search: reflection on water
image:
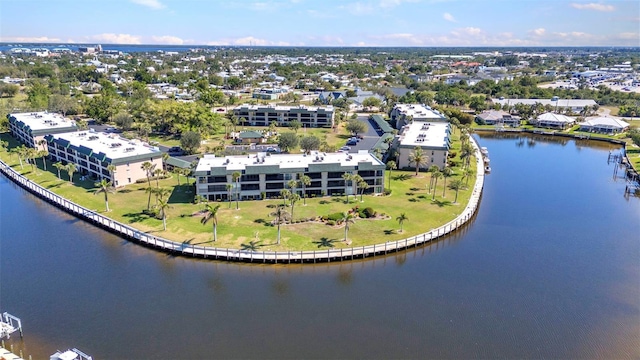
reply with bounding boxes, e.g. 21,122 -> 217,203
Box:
1,135 -> 639,359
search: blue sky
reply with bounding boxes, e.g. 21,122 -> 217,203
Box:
1,0 -> 638,46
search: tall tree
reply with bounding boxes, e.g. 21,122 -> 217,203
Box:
157,198 -> 171,231
449,179 -> 464,204
299,174 -> 311,205
66,163 -> 77,184
94,179 -> 116,212
141,161 -> 156,210
441,167 -> 453,197
342,173 -> 352,203
53,162 -> 64,179
431,170 -> 442,201
232,171 -> 241,210
226,183 -> 233,208
289,193 -> 300,221
201,203 -> 221,242
396,213 -> 408,233
408,146 -> 428,176
271,205 -> 290,245
386,160 -> 396,191
428,165 -> 440,193
342,212 -> 356,243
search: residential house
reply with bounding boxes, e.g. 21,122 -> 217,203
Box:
533,112 -> 576,129
475,110 -> 521,127
578,117 -> 630,134
233,104 -> 334,128
392,121 -> 451,171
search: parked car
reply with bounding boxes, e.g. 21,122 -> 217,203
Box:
346,139 -> 357,146
340,146 -> 351,152
168,146 -> 185,155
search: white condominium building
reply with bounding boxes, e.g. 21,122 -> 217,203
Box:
45,130 -> 163,187
194,150 -> 385,201
8,112 -> 78,148
233,104 -> 335,128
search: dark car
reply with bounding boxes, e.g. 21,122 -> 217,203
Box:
168,146 -> 185,155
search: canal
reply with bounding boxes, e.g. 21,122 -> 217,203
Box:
1,134 -> 639,359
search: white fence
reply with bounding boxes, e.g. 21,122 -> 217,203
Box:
0,138 -> 484,264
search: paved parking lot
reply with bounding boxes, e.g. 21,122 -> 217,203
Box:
346,116 -> 383,153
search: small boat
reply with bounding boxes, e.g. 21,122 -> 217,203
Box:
484,166 -> 491,173
484,157 -> 490,164
480,147 -> 489,155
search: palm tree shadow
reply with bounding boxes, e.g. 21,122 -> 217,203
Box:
432,199 -> 452,207
312,237 -> 336,248
394,174 -> 412,181
384,229 -> 395,235
240,240 -> 265,251
122,211 -> 150,223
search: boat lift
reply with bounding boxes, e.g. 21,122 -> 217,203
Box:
0,312 -> 23,339
50,348 -> 93,360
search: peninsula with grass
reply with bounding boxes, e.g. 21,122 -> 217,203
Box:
0,106 -> 480,253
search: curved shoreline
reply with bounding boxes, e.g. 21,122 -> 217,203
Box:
0,138 -> 485,264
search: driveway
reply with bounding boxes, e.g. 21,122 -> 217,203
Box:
347,115 -> 383,153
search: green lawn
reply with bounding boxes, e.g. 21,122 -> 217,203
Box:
0,131 -> 477,251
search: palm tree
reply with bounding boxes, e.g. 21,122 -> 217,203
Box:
408,146 -> 428,176
173,167 -> 182,186
141,161 -> 155,210
464,168 -> 474,186
279,188 -> 291,206
153,168 -> 163,188
53,162 -> 64,179
460,143 -> 473,169
66,163 -> 77,184
396,213 -> 408,233
26,148 -> 37,172
94,179 -> 116,212
201,203 -> 221,242
157,198 -> 171,231
107,164 -> 117,183
427,165 -> 439,193
342,212 -> 356,243
232,171 -> 241,210
358,179 -> 369,202
342,173 -> 352,203
226,183 -> 233,208
156,187 -> 172,204
299,174 -> 311,205
431,170 -> 442,201
0,140 -> 8,153
287,178 -> 298,196
37,149 -> 48,171
441,167 -> 453,197
10,146 -> 25,169
449,179 -> 464,204
271,205 -> 290,245
289,193 -> 300,221
386,160 -> 396,191
36,139 -> 47,152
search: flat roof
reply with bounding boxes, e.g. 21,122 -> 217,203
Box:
492,98 -> 598,107
393,104 -> 447,121
9,112 -> 77,133
49,130 -> 162,163
234,104 -> 334,112
397,121 -> 450,149
196,150 -> 383,173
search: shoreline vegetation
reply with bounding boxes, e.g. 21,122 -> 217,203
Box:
0,129 -> 480,252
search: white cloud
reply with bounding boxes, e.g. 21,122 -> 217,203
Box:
131,0 -> 165,9
151,35 -> 188,45
443,12 -> 456,22
530,28 -> 546,36
340,2 -> 375,15
570,2 -> 614,11
617,32 -> 640,40
0,36 -> 62,43
379,0 -> 419,8
206,36 -> 288,46
90,33 -> 142,44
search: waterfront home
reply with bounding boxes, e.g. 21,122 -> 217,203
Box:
7,112 -> 78,148
392,121 -> 451,170
194,150 -> 385,201
578,117 -> 630,134
533,112 -> 576,129
45,130 -> 163,187
475,110 -> 521,127
233,104 -> 334,128
492,98 -> 598,114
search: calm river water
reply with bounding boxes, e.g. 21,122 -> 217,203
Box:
1,134 -> 639,359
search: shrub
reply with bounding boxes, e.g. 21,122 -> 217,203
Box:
326,212 -> 343,222
326,220 -> 336,226
360,207 -> 376,218
384,189 -> 392,196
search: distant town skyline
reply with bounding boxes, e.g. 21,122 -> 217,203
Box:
1,0 -> 638,47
